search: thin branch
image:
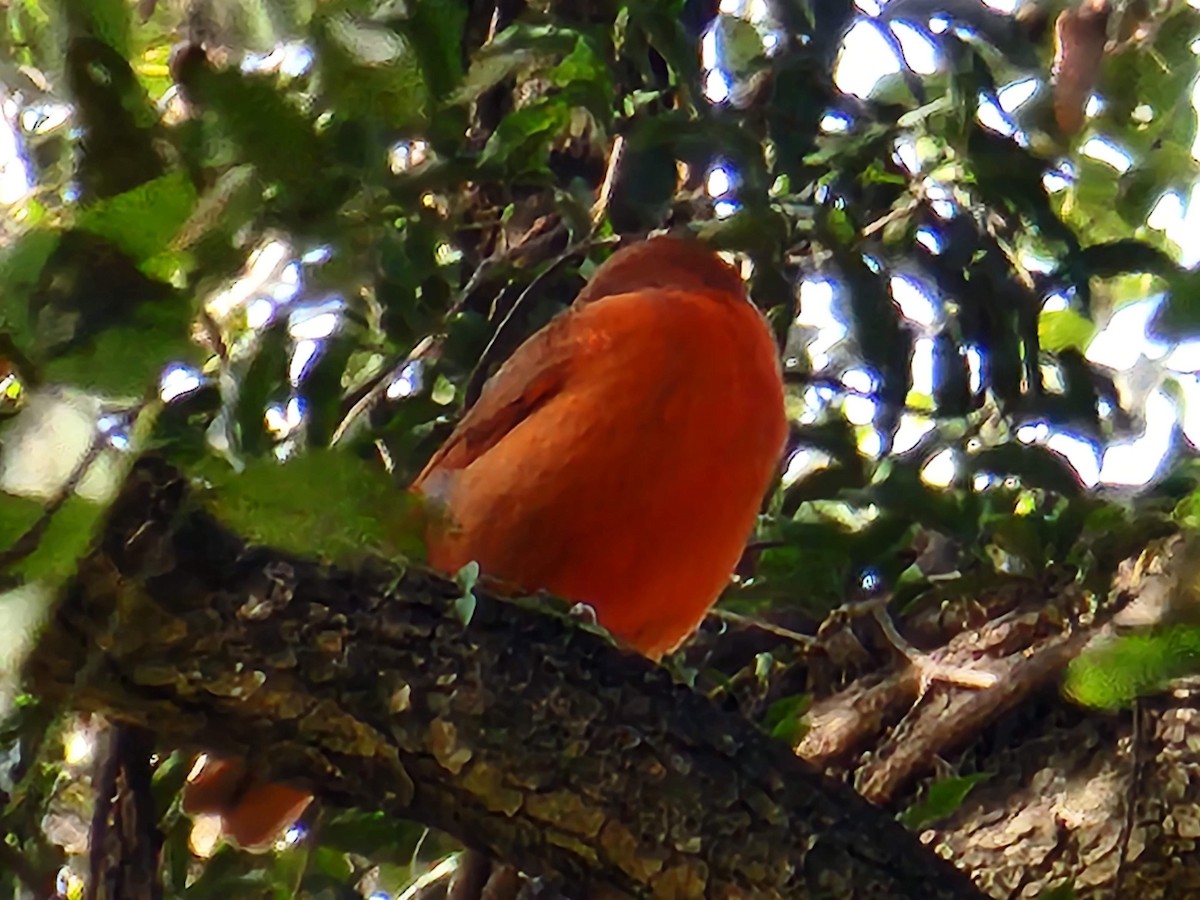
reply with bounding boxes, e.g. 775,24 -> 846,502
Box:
461,235 -> 617,411
860,195 -> 920,240
708,608 -> 816,648
590,134 -> 626,227
331,335 -> 437,447
331,220 -> 573,448
0,426 -> 107,573
856,614 -> 1101,804
400,856 -> 459,900
867,600 -> 1000,691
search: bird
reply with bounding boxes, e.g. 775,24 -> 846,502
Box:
182,234 -> 789,849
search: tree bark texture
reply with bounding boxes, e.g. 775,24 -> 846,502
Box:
86,724 -> 162,900
24,458 -> 985,900
923,681 -> 1200,899
787,535 -> 1200,899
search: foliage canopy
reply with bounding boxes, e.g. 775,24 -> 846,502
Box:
4,0 -> 1200,895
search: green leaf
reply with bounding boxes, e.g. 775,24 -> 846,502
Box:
313,13 -> 430,131
868,460 -> 981,539
64,0 -> 131,59
605,136 -> 681,233
548,36 -> 607,92
899,772 -> 989,830
987,514 -> 1044,569
764,693 -> 811,745
176,62 -> 327,195
447,23 -> 585,106
76,171 -> 198,267
0,229 -> 59,350
1064,625 -> 1200,709
706,14 -> 766,76
171,165 -> 260,253
205,451 -> 426,562
454,560 -> 479,625
447,49 -> 534,106
44,297 -> 198,397
160,809 -> 194,895
406,0 -> 468,101
1153,269 -> 1200,339
756,514 -> 914,615
311,846 -> 353,882
179,847 -> 275,899
1038,309 -> 1096,354
319,809 -> 426,860
968,128 -> 1077,251
626,2 -> 699,94
480,98 -> 573,173
0,493 -> 105,584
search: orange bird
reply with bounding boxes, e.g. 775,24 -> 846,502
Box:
183,235 -> 788,848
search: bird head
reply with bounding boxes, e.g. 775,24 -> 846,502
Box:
574,236 -> 748,305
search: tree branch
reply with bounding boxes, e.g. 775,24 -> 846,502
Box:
26,457 -> 985,899
86,724 -> 162,900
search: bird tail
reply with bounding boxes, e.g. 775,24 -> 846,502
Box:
183,755 -> 312,851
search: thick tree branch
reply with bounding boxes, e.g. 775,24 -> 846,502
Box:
26,458 -> 985,899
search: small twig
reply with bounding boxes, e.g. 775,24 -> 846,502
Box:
856,619 -> 1099,804
0,426 -> 108,573
486,3 -> 503,42
330,335 -> 437,447
989,228 -> 1037,293
342,128 -> 631,435
860,195 -> 921,239
867,600 -> 1000,691
461,237 -> 617,411
331,221 -> 571,448
708,609 -> 816,648
374,439 -> 396,475
196,307 -> 229,363
895,96 -> 955,129
823,594 -> 999,691
465,0 -> 523,148
590,134 -> 626,227
399,855 -> 459,900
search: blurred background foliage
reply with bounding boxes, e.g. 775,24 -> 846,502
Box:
5,0 -> 1200,895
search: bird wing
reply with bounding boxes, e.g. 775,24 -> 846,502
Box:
412,307 -> 592,485
417,237 -> 744,484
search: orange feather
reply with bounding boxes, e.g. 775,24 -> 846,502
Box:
185,235 -> 787,845
414,236 -> 786,657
